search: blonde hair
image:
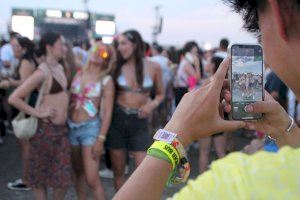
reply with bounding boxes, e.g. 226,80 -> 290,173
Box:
82,44 -> 116,81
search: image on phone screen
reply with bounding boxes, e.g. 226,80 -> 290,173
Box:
231,45 -> 263,120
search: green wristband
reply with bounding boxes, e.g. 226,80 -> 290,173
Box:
147,147 -> 178,187
147,148 -> 172,164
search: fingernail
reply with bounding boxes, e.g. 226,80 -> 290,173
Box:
244,105 -> 253,112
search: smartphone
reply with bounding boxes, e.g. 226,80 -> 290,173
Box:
230,44 -> 264,120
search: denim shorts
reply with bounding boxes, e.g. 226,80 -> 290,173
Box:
68,118 -> 101,146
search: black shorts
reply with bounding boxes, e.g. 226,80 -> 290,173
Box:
106,104 -> 152,152
212,132 -> 224,137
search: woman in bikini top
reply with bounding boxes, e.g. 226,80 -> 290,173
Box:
68,43 -> 116,199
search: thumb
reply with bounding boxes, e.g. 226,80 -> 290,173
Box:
211,58 -> 230,91
219,120 -> 246,133
245,101 -> 279,115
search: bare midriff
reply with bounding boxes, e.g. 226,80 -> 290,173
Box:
41,92 -> 69,125
70,98 -> 101,123
116,91 -> 151,109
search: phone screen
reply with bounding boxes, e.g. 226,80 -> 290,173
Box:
231,44 -> 263,120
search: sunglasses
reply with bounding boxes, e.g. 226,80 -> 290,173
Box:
92,46 -> 109,60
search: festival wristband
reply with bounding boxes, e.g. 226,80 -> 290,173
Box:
148,141 -> 180,169
171,138 -> 190,180
172,138 -> 187,159
154,129 -> 191,185
153,129 -> 186,159
147,148 -> 172,165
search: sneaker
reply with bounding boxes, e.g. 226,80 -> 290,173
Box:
99,169 -> 114,179
99,166 -> 130,179
7,179 -> 31,191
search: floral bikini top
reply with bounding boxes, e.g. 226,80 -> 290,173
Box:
71,73 -> 111,118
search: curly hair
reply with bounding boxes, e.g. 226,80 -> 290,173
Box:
222,0 -> 267,34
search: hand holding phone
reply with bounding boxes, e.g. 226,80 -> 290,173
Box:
230,44 -> 264,120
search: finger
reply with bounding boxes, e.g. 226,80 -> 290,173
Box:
211,58 -> 230,91
245,122 -> 257,131
224,103 -> 231,113
244,100 -> 280,114
221,99 -> 226,107
221,99 -> 231,113
219,119 -> 246,132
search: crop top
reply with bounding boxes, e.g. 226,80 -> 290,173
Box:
71,74 -> 111,118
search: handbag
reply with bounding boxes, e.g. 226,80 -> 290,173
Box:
12,79 -> 47,139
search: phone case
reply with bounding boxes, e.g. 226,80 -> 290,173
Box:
229,44 -> 264,121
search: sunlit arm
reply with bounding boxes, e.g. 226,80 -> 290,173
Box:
8,69 -> 45,117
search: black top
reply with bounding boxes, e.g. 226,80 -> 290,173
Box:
265,71 -> 288,107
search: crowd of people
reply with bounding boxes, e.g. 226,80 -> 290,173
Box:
232,72 -> 263,100
1,0 -> 300,198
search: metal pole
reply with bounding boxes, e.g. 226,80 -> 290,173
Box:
153,5 -> 161,44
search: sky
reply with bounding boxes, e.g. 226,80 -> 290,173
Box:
0,0 -> 257,48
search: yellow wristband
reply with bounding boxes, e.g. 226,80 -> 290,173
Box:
149,141 -> 180,169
